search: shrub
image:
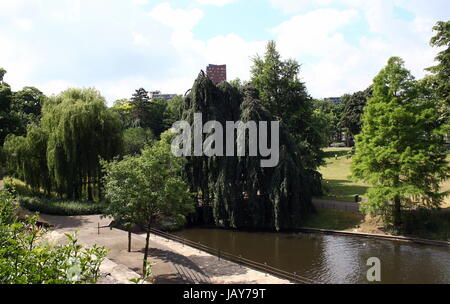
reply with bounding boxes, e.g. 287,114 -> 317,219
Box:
0,190 -> 107,283
402,208 -> 450,241
159,214 -> 187,232
18,196 -> 106,216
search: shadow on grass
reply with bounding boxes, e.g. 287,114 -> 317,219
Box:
320,179 -> 370,202
303,208 -> 364,231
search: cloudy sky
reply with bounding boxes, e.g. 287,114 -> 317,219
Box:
0,0 -> 448,104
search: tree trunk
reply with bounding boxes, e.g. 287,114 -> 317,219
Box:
142,221 -> 151,274
128,229 -> 132,252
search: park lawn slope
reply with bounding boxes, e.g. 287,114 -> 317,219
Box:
316,147 -> 370,202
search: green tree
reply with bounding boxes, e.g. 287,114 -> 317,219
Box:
42,88 -> 123,199
352,57 -> 449,229
0,67 -> 6,82
0,70 -> 46,144
146,98 -> 167,137
3,125 -> 51,194
111,98 -> 134,129
101,156 -> 142,252
128,89 -> 168,137
129,88 -> 150,128
312,98 -> 344,145
123,127 -> 154,156
425,20 -> 450,134
340,87 -> 372,146
251,41 -> 323,169
164,95 -> 184,127
0,68 -> 19,145
11,86 -> 46,128
183,74 -> 315,230
103,130 -> 194,273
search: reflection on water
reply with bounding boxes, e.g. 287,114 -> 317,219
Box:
173,228 -> 450,284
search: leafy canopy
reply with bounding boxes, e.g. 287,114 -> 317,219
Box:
352,57 -> 449,227
251,41 -> 324,169
0,190 -> 107,284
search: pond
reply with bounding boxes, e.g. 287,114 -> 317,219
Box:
173,228 -> 450,284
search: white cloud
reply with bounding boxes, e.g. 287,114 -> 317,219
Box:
38,80 -> 76,97
131,31 -> 150,46
268,1 -> 447,97
272,8 -> 358,57
14,18 -> 33,31
270,0 -> 334,14
196,0 -> 237,7
148,2 -> 203,31
0,0 -> 447,103
131,0 -> 148,5
148,2 -> 266,89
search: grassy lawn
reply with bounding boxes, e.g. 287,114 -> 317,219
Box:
17,196 -> 106,216
303,208 -> 364,231
316,147 -> 370,202
316,148 -> 450,208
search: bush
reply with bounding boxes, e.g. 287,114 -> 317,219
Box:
4,177 -> 37,196
159,214 -> 187,232
402,208 -> 450,241
0,190 -> 107,283
18,196 -> 106,216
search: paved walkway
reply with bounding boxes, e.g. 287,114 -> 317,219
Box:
40,214 -> 288,284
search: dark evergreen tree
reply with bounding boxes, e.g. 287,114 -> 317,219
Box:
183,72 -> 314,230
340,87 -> 372,146
251,41 -> 324,170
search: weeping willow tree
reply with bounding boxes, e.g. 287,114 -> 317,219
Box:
182,72 -> 314,230
39,88 -> 123,199
3,125 -> 51,195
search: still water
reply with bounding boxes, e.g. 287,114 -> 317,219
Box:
173,228 -> 450,284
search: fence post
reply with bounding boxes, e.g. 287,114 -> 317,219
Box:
218,249 -> 220,261
239,255 -> 242,268
264,262 -> 267,277
97,222 -> 100,235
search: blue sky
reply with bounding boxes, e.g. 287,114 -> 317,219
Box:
0,0 -> 448,104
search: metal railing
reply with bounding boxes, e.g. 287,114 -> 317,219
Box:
149,228 -> 321,284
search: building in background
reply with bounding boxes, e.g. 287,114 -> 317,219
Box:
149,90 -> 177,100
206,64 -> 227,84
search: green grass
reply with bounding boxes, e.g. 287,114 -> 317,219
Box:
4,177 -> 106,216
17,196 -> 106,216
316,150 -> 450,207
303,208 -> 364,231
316,147 -> 370,202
